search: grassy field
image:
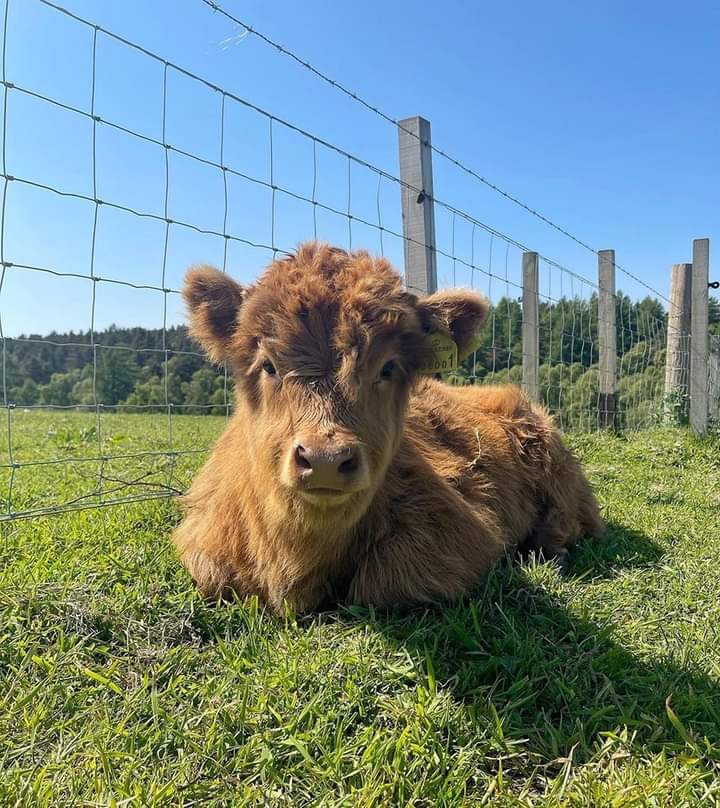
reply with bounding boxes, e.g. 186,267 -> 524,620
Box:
1,413 -> 720,806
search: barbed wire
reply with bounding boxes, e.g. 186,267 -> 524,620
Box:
198,0 -> 672,306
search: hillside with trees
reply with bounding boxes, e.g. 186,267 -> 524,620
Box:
6,294 -> 720,430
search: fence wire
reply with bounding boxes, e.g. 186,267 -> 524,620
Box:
202,0 -> 676,312
710,335 -> 720,428
0,0 -> 703,522
434,213 -> 686,433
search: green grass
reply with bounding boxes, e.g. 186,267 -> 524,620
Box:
2,414 -> 720,806
0,410 -> 223,517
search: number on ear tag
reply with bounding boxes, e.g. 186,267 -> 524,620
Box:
418,332 -> 459,375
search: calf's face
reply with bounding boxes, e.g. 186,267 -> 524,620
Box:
183,244 -> 487,529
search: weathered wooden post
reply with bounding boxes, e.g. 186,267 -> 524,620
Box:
690,238 -> 710,436
663,263 -> 692,422
521,251 -> 539,401
398,116 -> 437,297
598,249 -> 617,428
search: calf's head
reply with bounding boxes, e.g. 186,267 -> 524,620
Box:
183,243 -> 487,529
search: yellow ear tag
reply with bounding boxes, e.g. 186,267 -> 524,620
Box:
419,331 -> 459,375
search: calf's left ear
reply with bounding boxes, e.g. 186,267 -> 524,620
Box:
183,265 -> 245,364
415,289 -> 489,358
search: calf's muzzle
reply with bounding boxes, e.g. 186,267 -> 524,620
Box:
292,439 -> 366,493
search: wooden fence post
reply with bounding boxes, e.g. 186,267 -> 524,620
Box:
690,238 -> 710,436
398,116 -> 437,297
664,263 -> 692,422
598,249 -> 617,428
521,251 -> 539,401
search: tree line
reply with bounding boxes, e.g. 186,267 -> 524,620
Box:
6,294 -> 720,428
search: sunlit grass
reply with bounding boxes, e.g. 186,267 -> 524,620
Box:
1,418 -> 719,805
0,410 -> 225,517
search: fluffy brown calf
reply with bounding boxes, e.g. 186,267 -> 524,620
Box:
173,242 -> 603,612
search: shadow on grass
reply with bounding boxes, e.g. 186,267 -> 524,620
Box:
563,519 -> 665,581
188,518 -> 714,769
328,523 -> 718,767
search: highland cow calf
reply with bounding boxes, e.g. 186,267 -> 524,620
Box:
173,243 -> 603,612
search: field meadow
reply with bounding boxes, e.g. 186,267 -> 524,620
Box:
1,412 -> 720,806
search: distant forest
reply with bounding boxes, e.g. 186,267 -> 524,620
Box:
6,293 -> 720,429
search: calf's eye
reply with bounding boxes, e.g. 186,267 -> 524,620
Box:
262,359 -> 277,376
380,360 -> 395,380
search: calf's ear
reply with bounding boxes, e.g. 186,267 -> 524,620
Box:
183,265 -> 245,364
415,289 -> 489,359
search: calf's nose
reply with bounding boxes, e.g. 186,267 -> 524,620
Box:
294,442 -> 361,489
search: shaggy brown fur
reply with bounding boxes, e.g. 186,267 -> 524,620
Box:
173,242 -> 604,612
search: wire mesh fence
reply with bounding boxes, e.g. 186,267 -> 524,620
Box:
430,208 -> 685,433
0,0 -> 709,521
710,335 -> 720,428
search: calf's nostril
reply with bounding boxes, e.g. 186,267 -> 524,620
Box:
294,445 -> 312,471
338,454 -> 359,475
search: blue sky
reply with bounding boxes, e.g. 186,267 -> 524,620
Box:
2,0 -> 718,337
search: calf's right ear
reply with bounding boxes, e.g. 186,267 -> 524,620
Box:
183,265 -> 245,364
415,289 -> 489,359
